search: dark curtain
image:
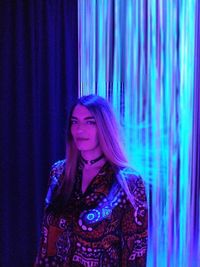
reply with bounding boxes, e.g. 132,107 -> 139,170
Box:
0,1 -> 78,266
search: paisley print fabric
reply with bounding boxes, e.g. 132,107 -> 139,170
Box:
35,160 -> 148,267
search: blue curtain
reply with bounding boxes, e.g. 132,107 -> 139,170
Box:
78,1 -> 200,266
0,1 -> 78,266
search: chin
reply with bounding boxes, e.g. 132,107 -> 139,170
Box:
76,145 -> 93,151
74,141 -> 99,152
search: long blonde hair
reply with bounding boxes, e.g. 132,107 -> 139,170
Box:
65,94 -> 129,199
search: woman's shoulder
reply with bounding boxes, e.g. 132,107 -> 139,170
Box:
48,159 -> 66,186
115,166 -> 147,213
116,166 -> 146,198
50,159 -> 66,173
51,159 -> 66,176
45,159 -> 66,206
117,165 -> 142,183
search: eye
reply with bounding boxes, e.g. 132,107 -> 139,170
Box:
86,120 -> 96,125
71,120 -> 77,124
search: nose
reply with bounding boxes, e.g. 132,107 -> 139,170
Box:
76,123 -> 85,133
77,127 -> 84,134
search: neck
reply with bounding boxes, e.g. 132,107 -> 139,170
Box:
80,150 -> 106,169
81,148 -> 102,161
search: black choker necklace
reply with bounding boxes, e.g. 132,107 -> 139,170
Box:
80,154 -> 104,165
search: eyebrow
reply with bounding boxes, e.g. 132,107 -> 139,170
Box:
71,116 -> 95,120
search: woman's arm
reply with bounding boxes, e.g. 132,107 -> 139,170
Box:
34,216 -> 49,266
34,160 -> 66,266
120,175 -> 148,267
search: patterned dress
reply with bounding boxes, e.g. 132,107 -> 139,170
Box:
35,160 -> 148,267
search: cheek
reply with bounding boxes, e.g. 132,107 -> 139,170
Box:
92,129 -> 99,143
70,126 -> 75,137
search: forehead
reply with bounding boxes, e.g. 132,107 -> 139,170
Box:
72,104 -> 93,119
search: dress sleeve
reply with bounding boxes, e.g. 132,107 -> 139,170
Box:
34,213 -> 48,266
45,159 -> 66,207
120,174 -> 148,267
34,160 -> 66,266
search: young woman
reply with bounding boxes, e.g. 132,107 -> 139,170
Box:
35,94 -> 148,267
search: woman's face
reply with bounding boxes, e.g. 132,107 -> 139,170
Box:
70,104 -> 100,153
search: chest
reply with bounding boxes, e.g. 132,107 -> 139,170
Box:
81,167 -> 101,194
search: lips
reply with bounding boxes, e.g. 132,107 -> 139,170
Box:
76,138 -> 89,141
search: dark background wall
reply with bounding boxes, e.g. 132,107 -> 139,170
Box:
0,1 -> 78,266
